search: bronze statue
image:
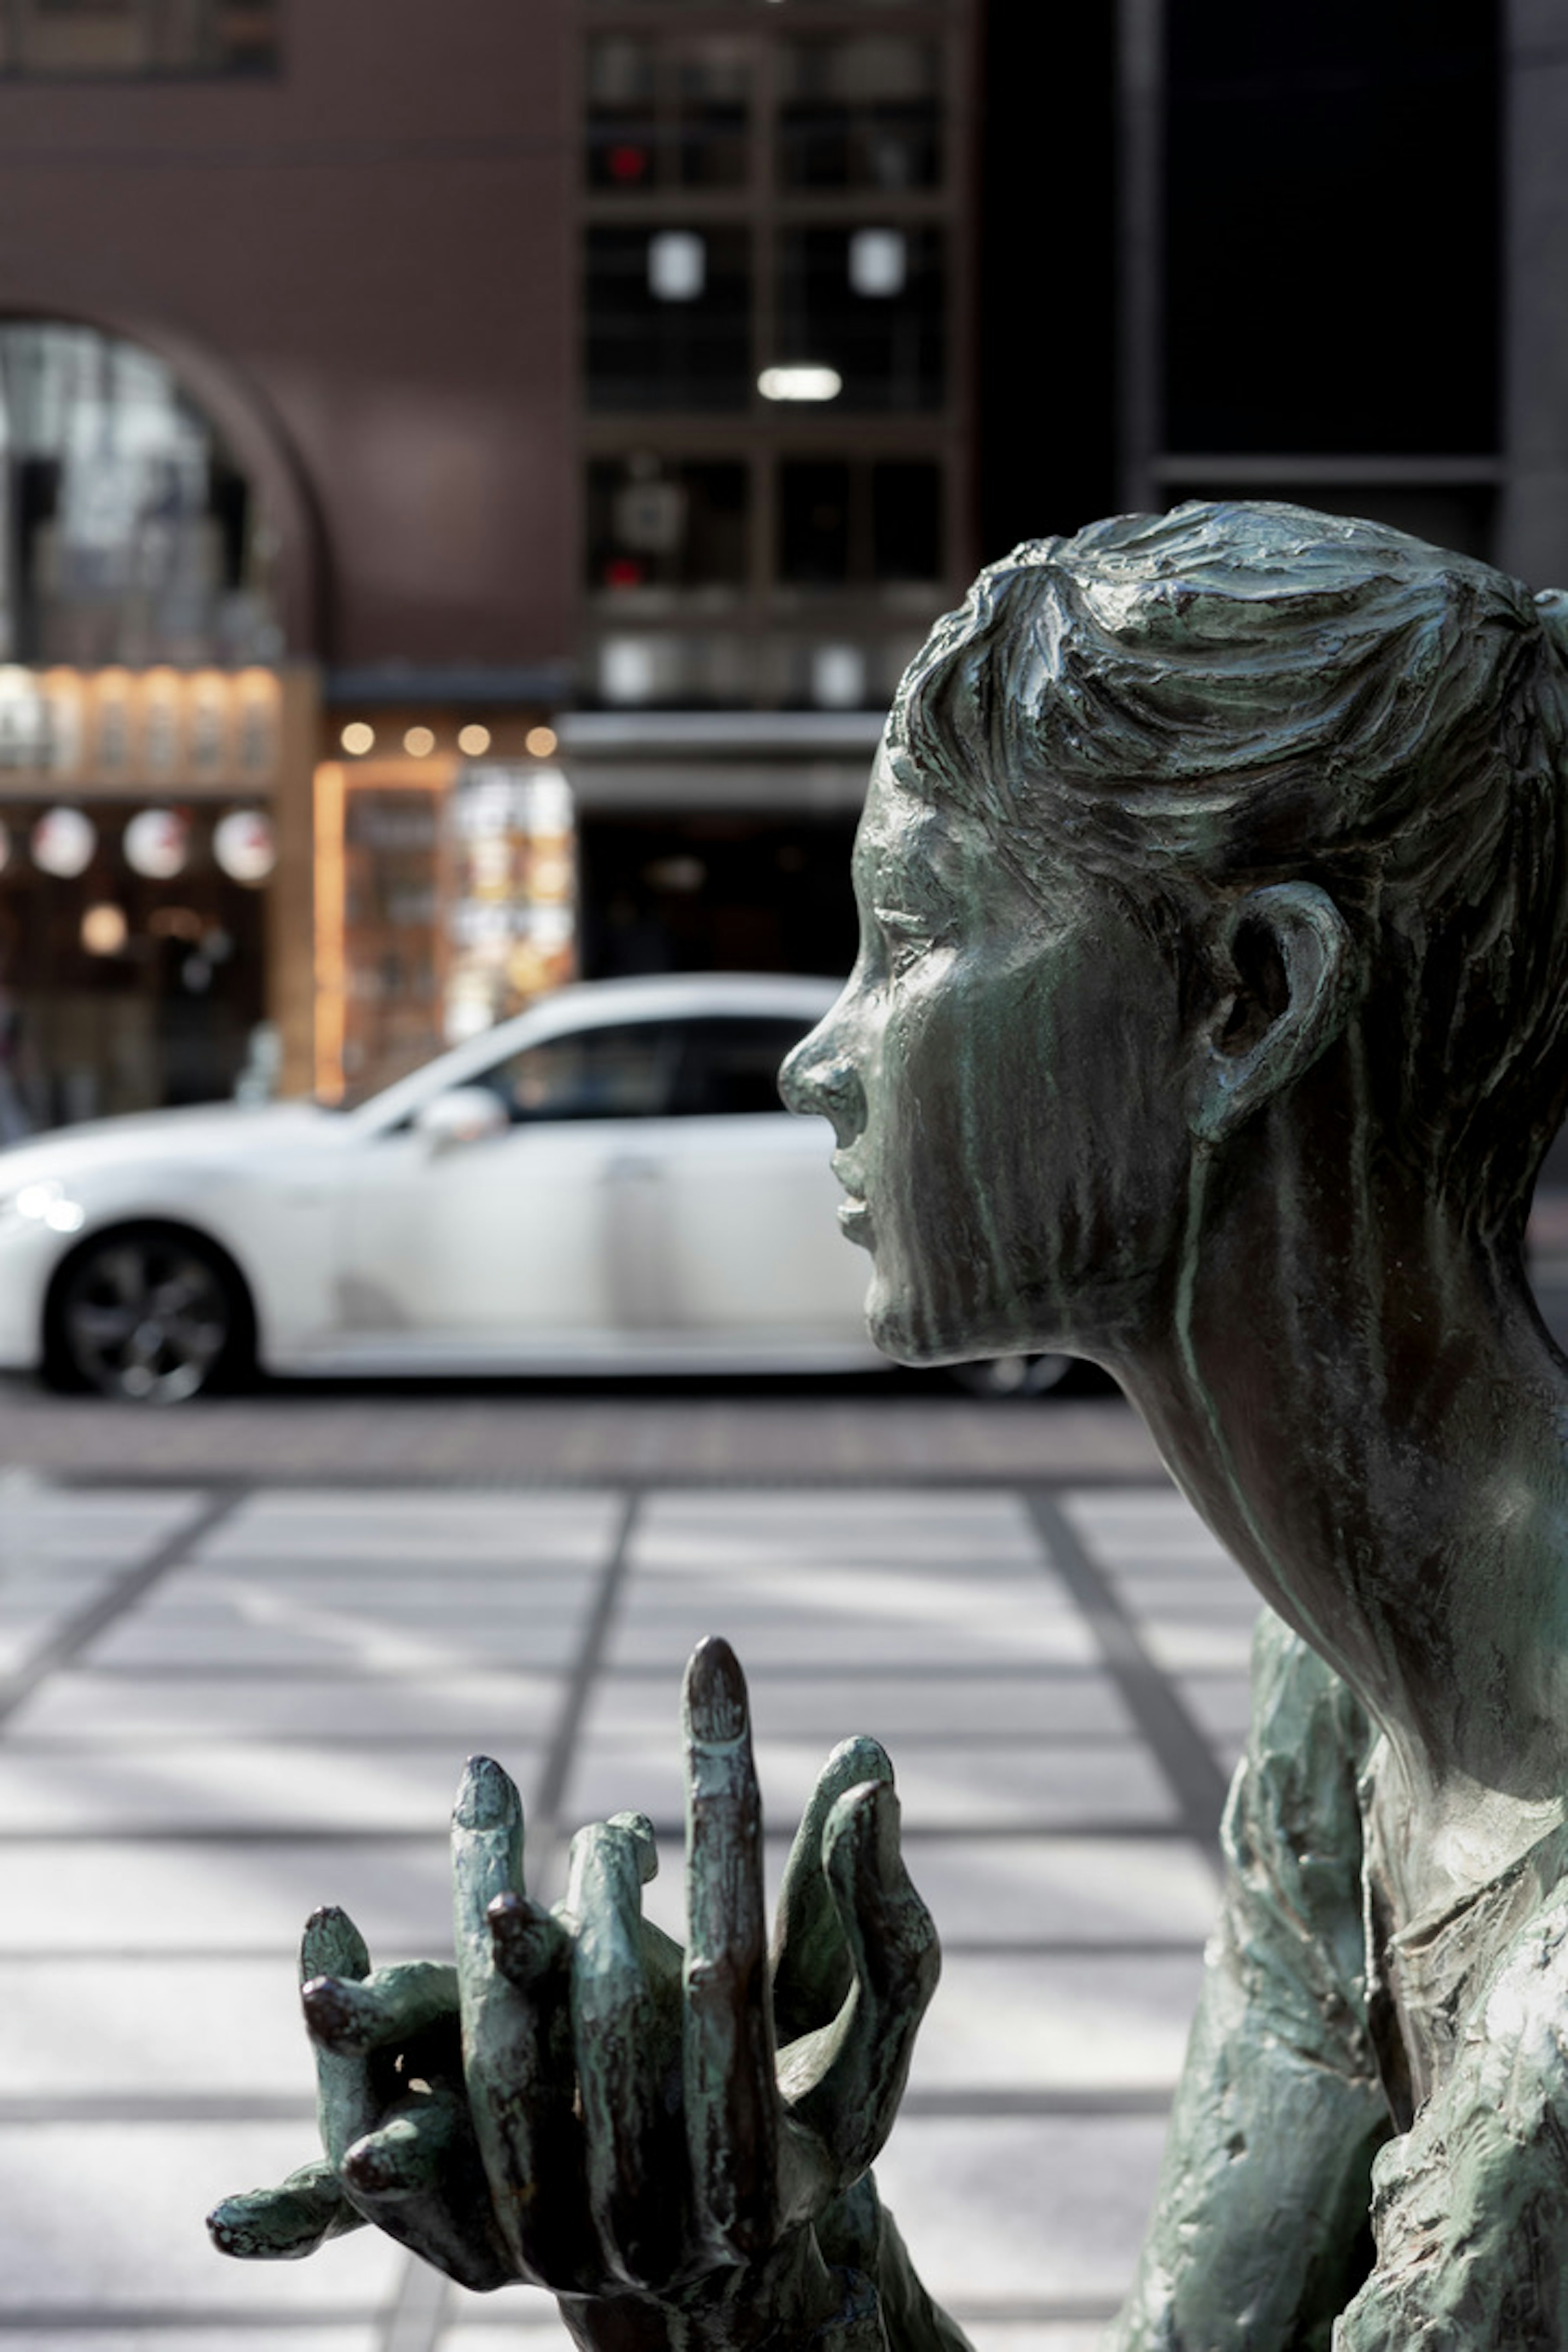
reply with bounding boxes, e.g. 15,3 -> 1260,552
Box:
212,502 -> 1568,2346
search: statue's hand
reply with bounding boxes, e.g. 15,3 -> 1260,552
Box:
209,1635 -> 940,2346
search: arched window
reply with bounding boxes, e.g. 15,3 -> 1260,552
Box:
0,320 -> 283,669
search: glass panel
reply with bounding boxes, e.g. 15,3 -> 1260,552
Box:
586,35 -> 750,193
775,227 -> 944,412
586,457 -> 749,595
778,37 -> 942,189
779,459 -> 851,586
476,1021 -> 678,1122
671,1015 -> 813,1116
586,226 -> 752,412
0,321 -> 281,666
871,459 -> 941,580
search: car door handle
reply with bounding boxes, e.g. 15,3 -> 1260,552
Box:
606,1155 -> 661,1179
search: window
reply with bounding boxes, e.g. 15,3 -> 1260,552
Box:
671,1016 -> 813,1116
586,36 -> 751,193
0,0 -> 277,75
779,457 -> 942,587
586,227 -> 752,411
775,227 -> 944,411
586,457 -> 749,596
0,321 -> 280,666
778,38 -> 942,190
476,1022 -> 678,1123
1163,0 -> 1499,455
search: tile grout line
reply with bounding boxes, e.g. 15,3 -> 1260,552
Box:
0,1484 -> 247,1734
528,1486 -> 642,1876
372,1485 -> 641,2352
1024,1486 -> 1231,1858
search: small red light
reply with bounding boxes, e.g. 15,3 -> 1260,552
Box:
606,557 -> 644,588
608,145 -> 649,182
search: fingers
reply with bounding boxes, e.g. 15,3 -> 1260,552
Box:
787,1778 -> 939,2187
566,1810 -> 681,2287
451,1755 -> 590,2290
682,1636 -> 779,2262
339,2081 -> 513,2293
299,1906 -> 381,2169
300,1895 -> 512,2293
771,1735 -> 894,2047
207,2159 -> 366,2260
302,1962 -> 458,2054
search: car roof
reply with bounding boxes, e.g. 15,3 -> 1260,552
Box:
350,971 -> 843,1131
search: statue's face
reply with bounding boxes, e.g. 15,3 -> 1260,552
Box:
781,743 -> 1193,1366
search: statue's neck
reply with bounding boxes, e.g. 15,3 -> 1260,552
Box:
1115,1185 -> 1568,1834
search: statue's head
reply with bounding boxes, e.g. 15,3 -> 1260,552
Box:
783,500 -> 1568,1368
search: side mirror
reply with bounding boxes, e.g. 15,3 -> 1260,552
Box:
413,1085 -> 509,1152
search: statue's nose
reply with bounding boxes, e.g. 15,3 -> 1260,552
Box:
780,1033 -> 866,1136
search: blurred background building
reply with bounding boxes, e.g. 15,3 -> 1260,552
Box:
0,0 -> 1553,1119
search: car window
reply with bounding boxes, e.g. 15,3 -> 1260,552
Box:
670,1016 -> 816,1117
474,1021 -> 679,1122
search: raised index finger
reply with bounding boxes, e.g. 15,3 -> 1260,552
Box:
682,1636 -> 778,2261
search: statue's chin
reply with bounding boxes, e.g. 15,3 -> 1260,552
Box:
866,1284 -> 1046,1371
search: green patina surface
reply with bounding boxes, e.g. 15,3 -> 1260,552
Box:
214,503 -> 1568,2348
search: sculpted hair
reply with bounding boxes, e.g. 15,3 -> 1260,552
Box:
888,499 -> 1568,1236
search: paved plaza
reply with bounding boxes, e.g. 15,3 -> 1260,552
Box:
0,1459 -> 1264,2352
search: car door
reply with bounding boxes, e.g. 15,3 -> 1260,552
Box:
330,1017 -> 682,1351
650,1013 -> 870,1340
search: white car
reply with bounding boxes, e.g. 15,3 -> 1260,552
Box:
0,973 -> 1065,1403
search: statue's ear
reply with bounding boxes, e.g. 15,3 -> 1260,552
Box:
1191,882 -> 1354,1146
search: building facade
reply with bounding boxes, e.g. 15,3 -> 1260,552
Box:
1,0 -> 1562,1122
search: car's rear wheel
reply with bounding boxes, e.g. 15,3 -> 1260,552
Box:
45,1225 -> 253,1403
948,1352 -> 1072,1398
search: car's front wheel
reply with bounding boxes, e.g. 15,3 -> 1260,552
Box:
45,1225 -> 253,1403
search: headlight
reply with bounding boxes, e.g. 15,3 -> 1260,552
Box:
0,1178 -> 85,1234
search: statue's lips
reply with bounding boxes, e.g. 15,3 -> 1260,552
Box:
837,1197 -> 875,1246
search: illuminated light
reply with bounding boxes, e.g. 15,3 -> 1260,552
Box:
457,723 -> 492,757
605,557 -> 644,590
608,143 -> 648,181
812,645 -> 867,708
32,806 -> 96,878
403,725 -> 437,757
525,725 -> 559,758
849,228 -> 906,298
123,807 -> 190,881
648,230 -> 705,302
340,722 -> 375,755
314,764 -> 347,1104
600,641 -> 658,704
213,808 -> 276,885
81,902 -> 129,956
758,365 -> 842,403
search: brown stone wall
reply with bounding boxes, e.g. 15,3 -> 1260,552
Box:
0,0 -> 575,672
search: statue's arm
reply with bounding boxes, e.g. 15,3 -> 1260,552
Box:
1111,1614 -> 1392,2352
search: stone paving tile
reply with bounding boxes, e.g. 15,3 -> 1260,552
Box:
565,1736 -> 1176,1834
581,1668 -> 1134,1743
0,1835 -> 457,1956
8,1667 -> 570,1742
0,1958 -> 314,2095
199,1490 -> 625,1566
0,2122 -> 403,2310
0,1471 -> 1239,2352
910,1952 -> 1205,2091
874,2114 -> 1169,2306
0,1737 -> 545,1833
